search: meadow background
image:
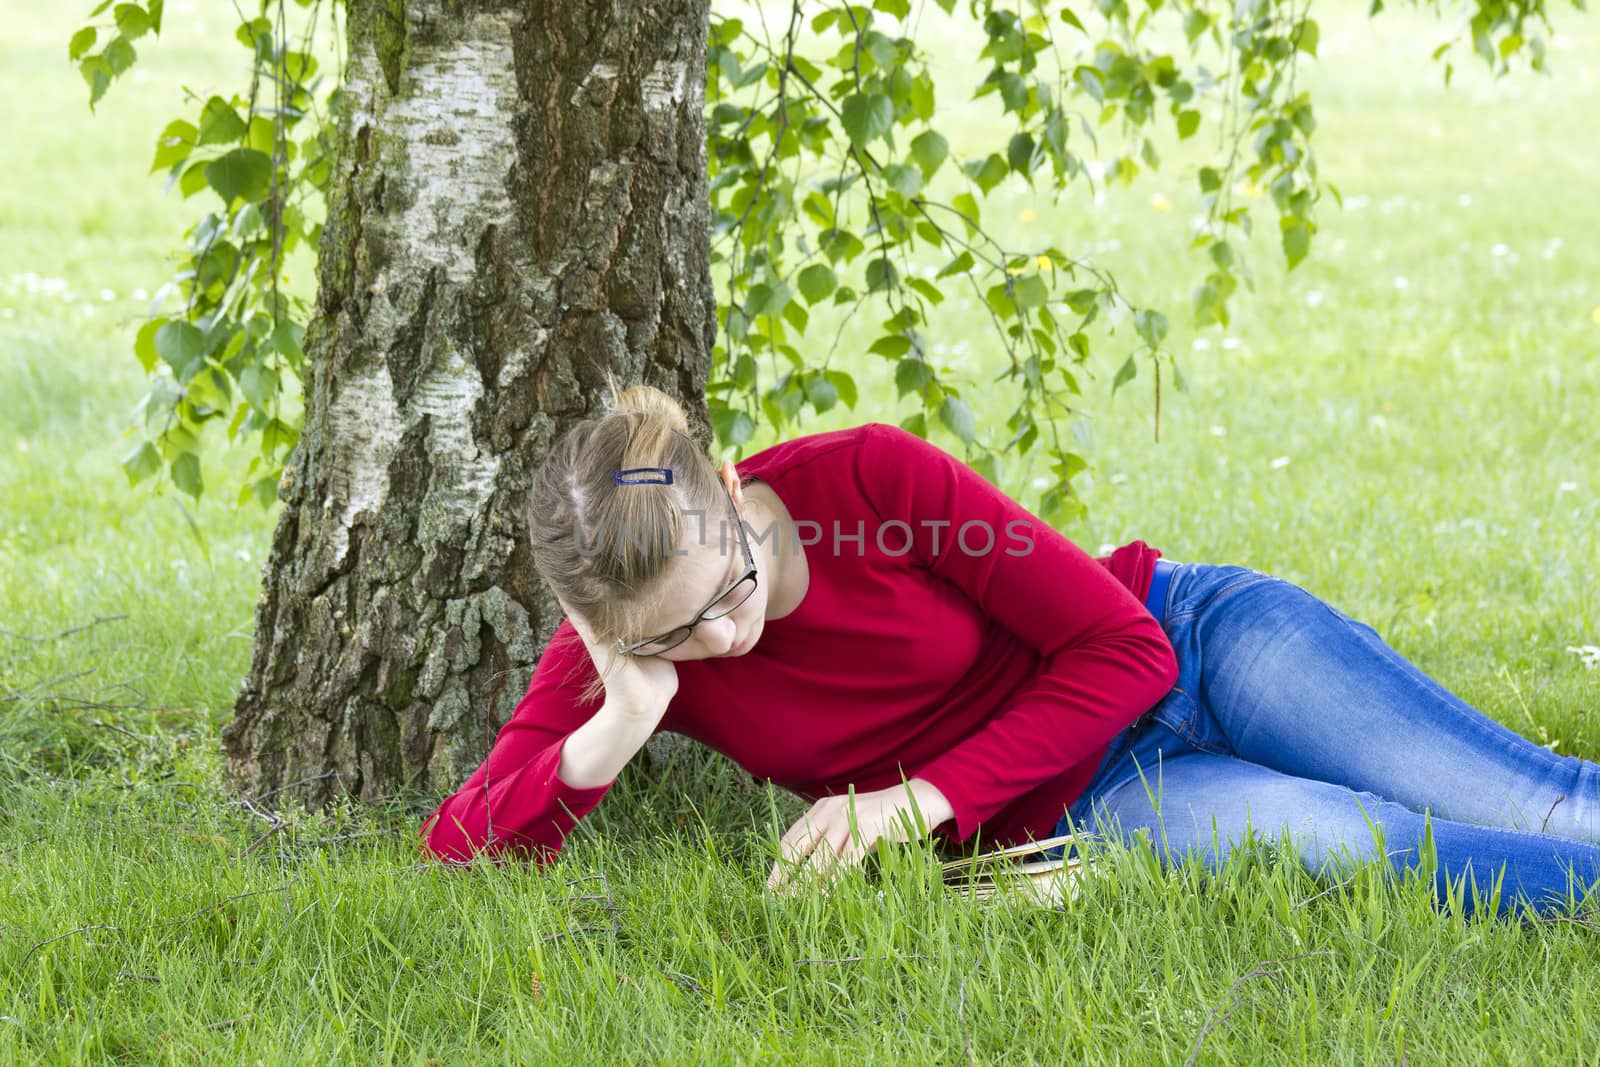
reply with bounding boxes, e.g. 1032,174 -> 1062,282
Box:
2,0 -> 1598,1060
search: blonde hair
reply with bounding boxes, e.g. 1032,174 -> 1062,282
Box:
527,373 -> 723,705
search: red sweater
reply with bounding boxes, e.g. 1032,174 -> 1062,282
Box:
422,422 -> 1179,865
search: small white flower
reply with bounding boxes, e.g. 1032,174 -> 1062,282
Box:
1209,425 -> 1227,437
1031,476 -> 1049,488
1270,456 -> 1291,470
1459,193 -> 1473,207
1221,337 -> 1241,350
1393,276 -> 1409,290
1345,195 -> 1369,211
1110,473 -> 1128,485
1305,290 -> 1325,308
1559,482 -> 1578,493
99,288 -> 116,301
1097,543 -> 1116,555
235,549 -> 252,563
132,287 -> 149,301
1491,244 -> 1509,257
1192,338 -> 1212,351
1567,645 -> 1600,670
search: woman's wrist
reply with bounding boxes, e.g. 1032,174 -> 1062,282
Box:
908,777 -> 955,830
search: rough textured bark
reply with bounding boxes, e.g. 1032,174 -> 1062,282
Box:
222,0 -> 715,805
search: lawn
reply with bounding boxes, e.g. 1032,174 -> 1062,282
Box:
2,0 -> 1598,1062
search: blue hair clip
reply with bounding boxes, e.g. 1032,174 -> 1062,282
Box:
614,467 -> 674,485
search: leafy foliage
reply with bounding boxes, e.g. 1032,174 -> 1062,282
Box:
73,0 -> 1576,520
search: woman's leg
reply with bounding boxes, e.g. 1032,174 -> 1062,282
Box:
1157,565 -> 1600,843
1073,741 -> 1600,918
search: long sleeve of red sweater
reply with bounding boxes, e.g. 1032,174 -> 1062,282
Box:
853,423 -> 1179,842
420,628 -> 612,865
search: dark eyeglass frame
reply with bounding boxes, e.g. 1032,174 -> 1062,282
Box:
615,481 -> 758,656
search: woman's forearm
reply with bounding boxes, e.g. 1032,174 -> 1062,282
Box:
556,699 -> 662,789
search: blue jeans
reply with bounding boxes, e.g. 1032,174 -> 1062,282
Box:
1051,563 -> 1600,918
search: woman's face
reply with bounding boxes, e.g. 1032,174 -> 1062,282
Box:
637,501 -> 769,661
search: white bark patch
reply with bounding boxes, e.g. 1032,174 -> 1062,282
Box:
320,8 -> 519,566
641,59 -> 687,112
573,60 -> 620,106
411,348 -> 500,520
350,10 -> 520,285
325,362 -> 404,564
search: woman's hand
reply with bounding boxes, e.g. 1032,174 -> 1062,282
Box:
558,597 -> 680,722
766,779 -> 955,893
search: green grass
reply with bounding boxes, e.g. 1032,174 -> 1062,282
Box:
4,1 -> 1600,1062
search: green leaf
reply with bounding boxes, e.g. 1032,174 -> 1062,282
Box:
1198,167 -> 1221,192
239,362 -> 280,410
1134,308 -> 1169,348
69,26 -> 97,61
1074,66 -> 1104,103
894,358 -> 934,399
797,264 -> 838,305
114,4 -> 151,40
1177,109 -> 1200,140
178,160 -> 210,199
79,56 -> 112,108
910,130 -> 949,178
939,395 -> 976,443
250,474 -> 279,509
950,193 -> 980,235
121,441 -> 161,485
150,119 -> 197,173
937,250 -> 975,279
710,405 -> 757,447
155,320 -> 205,373
964,153 -> 1008,193
841,92 -> 895,146
885,163 -> 923,197
1296,19 -> 1320,57
870,336 -> 912,359
824,369 -> 859,409
1060,8 -> 1086,32
1014,275 -> 1048,309
205,148 -> 273,205
148,0 -> 163,33
1282,220 -> 1311,269
170,451 -> 204,499
1007,132 -> 1036,175
900,411 -> 927,436
865,257 -> 898,292
197,96 -> 247,146
907,277 -> 945,306
873,0 -> 912,18
104,35 -> 137,75
1111,354 -> 1138,394
807,375 -> 840,413
134,317 -> 166,373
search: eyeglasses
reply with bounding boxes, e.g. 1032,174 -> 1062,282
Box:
615,481 -> 759,656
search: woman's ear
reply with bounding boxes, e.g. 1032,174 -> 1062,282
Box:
719,458 -> 744,509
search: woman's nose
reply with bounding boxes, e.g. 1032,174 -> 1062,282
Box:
705,615 -> 738,652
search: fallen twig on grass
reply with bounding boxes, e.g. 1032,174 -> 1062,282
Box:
794,953 -> 932,966
0,614 -> 128,642
1185,951 -> 1338,1067
14,881 -> 300,973
91,720 -> 155,744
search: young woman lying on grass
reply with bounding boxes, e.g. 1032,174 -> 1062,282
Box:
420,384 -> 1600,918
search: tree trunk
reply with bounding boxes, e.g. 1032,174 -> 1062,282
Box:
222,0 -> 715,806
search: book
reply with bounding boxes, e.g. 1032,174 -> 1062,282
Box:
940,832 -> 1089,907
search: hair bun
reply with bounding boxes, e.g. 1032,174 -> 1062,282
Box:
605,370 -> 690,434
